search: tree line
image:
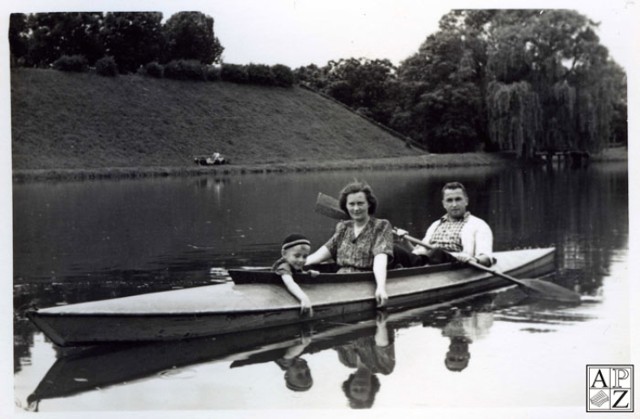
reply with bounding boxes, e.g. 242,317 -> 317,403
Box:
9,11 -> 223,74
295,10 -> 627,156
10,10 -> 627,156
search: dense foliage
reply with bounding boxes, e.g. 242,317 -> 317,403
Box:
271,64 -> 295,87
10,10 -> 626,155
9,11 -> 224,74
52,54 -> 88,72
295,9 -> 627,155
220,64 -> 249,84
163,12 -> 224,64
163,60 -> 206,81
144,61 -> 164,78
95,56 -> 118,77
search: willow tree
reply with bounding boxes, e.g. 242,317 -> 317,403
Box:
483,9 -> 619,157
396,9 -> 625,157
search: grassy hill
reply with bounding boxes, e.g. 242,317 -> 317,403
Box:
10,69 -> 421,171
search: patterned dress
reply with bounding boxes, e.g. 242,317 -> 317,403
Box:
324,217 -> 394,273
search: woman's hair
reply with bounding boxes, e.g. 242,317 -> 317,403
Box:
341,372 -> 381,409
338,181 -> 377,215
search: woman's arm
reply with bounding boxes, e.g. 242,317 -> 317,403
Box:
305,245 -> 332,266
374,310 -> 390,347
372,253 -> 388,307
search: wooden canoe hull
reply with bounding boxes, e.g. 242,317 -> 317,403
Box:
29,288 -> 520,403
28,248 -> 555,346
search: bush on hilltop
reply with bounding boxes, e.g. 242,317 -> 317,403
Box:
164,60 -> 205,81
271,64 -> 294,87
145,62 -> 164,78
95,56 -> 118,77
220,64 -> 249,84
52,55 -> 88,72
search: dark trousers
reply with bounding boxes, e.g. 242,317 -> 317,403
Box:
392,243 -> 457,268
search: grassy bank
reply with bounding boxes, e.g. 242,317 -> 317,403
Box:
11,68 -> 420,171
11,68 -> 626,182
12,153 -> 518,181
12,149 -> 627,182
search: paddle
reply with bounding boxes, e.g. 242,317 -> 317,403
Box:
314,192 -> 582,304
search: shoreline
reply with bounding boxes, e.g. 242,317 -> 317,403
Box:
12,150 -> 627,182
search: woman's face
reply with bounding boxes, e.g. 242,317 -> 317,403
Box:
349,370 -> 373,402
346,192 -> 370,222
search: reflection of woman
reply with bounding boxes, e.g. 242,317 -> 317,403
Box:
306,181 -> 394,307
336,311 -> 395,408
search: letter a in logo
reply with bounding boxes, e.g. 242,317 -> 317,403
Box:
591,369 -> 608,388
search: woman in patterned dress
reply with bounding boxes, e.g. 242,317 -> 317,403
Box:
305,181 -> 394,307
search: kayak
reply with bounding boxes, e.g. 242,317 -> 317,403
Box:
27,289 -> 526,405
27,248 -> 555,346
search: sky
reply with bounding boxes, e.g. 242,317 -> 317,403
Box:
1,0 -> 636,70
158,0 -> 636,71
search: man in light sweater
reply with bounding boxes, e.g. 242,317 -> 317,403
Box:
395,182 -> 494,267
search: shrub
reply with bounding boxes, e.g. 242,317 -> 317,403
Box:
247,63 -> 274,85
271,64 -> 294,87
145,61 -> 164,78
220,64 -> 249,84
52,55 -> 88,72
164,60 -> 205,81
95,56 -> 118,77
145,62 -> 164,78
204,65 -> 221,81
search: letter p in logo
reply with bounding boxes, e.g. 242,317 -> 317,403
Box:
613,368 -> 630,388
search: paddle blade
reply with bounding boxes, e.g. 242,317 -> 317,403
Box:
517,279 -> 582,304
315,193 -> 349,220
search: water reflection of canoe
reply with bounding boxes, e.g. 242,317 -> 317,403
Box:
27,291 -> 518,404
27,248 -> 555,347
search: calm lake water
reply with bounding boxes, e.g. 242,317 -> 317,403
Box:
12,163 -> 629,413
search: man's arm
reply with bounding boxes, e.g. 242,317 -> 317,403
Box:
412,221 -> 439,256
474,218 -> 493,266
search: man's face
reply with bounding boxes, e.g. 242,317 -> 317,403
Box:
442,188 -> 468,220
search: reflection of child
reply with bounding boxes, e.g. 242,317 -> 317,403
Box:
272,234 -> 318,316
274,334 -> 313,392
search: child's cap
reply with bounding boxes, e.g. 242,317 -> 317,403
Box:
284,358 -> 313,391
282,234 -> 311,251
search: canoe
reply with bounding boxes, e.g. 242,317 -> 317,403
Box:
28,289 -> 526,404
27,248 -> 555,346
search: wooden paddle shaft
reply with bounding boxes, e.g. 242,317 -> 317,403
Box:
399,233 -> 528,287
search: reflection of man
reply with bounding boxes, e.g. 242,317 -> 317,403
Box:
395,182 -> 494,267
441,309 -> 494,372
336,311 -> 395,409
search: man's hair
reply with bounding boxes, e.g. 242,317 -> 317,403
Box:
338,180 -> 378,215
441,182 -> 468,199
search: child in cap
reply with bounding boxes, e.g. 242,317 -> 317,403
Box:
272,234 -> 318,316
